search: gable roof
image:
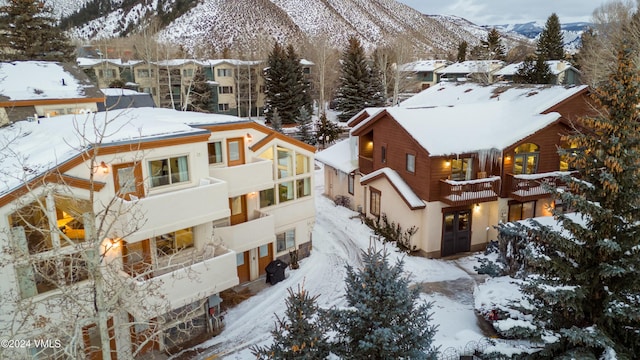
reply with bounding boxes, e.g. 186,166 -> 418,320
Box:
435,60 -> 505,75
0,61 -> 104,104
315,139 -> 357,174
494,60 -> 580,77
399,60 -> 449,72
360,168 -> 425,209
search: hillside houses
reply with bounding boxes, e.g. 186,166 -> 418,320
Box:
0,107 -> 316,358
316,82 -> 592,257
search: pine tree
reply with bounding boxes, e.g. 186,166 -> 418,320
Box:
295,107 -> 314,145
251,285 -> 330,360
508,41 -> 640,358
187,67 -> 213,113
456,41 -> 468,62
476,28 -> 506,60
335,37 -> 386,122
264,43 -> 311,125
271,108 -> 283,133
537,13 -> 565,60
0,0 -> 75,61
315,113 -> 342,148
514,55 -> 552,84
331,248 -> 438,359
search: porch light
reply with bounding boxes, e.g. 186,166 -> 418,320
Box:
99,161 -> 109,174
444,161 -> 451,167
246,133 -> 253,143
474,203 -> 481,212
505,155 -> 512,162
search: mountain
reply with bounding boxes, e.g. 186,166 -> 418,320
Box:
58,0 -> 527,57
491,22 -> 591,52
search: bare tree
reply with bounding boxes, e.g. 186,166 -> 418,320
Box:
303,34 -> 340,116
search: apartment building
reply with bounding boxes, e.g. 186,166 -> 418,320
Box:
0,107 -> 315,358
317,82 -> 592,257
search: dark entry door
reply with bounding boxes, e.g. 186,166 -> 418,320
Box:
442,210 -> 471,257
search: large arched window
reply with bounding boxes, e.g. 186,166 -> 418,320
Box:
514,143 -> 539,175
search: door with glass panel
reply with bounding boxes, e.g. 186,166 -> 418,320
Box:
112,162 -> 144,200
229,195 -> 247,226
441,210 -> 471,257
236,251 -> 250,283
226,137 -> 245,166
258,244 -> 273,276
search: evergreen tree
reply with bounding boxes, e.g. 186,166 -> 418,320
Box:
0,0 -> 75,61
187,67 -> 213,113
251,285 -> 330,360
508,41 -> 640,358
456,41 -> 468,62
315,113 -> 342,148
514,55 -> 552,84
264,43 -> 311,125
271,108 -> 283,133
475,28 -> 506,60
331,248 -> 438,359
335,37 -> 386,122
537,13 -> 565,60
295,107 -> 314,145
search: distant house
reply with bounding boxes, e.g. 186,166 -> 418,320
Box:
97,88 -> 156,111
435,60 -> 506,83
0,61 -> 104,125
317,82 -> 593,258
399,60 -> 450,91
76,58 -> 143,90
494,60 -> 582,85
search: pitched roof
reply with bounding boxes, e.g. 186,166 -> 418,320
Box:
315,140 -> 357,174
0,61 -> 104,102
399,60 -> 449,72
435,60 -> 505,75
494,60 -> 580,77
360,168 -> 425,209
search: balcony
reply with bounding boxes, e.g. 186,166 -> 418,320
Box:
121,249 -> 239,319
358,156 -> 373,175
439,176 -> 500,206
209,158 -> 273,197
506,172 -> 571,202
111,178 -> 230,243
215,212 -> 275,253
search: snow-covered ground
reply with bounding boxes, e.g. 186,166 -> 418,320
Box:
182,163 -> 524,359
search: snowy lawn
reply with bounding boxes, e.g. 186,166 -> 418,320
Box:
181,164 -> 530,359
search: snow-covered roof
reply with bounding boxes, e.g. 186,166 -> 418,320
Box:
345,107 -> 384,127
399,60 -> 449,72
435,60 -> 506,75
360,168 -> 425,209
76,57 -> 144,67
315,140 -> 357,174
300,59 -> 315,66
399,82 -> 588,114
494,60 -> 578,76
0,61 -> 102,101
0,108 -> 249,197
101,88 -> 144,96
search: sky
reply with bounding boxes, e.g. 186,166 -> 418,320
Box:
397,0 -> 609,25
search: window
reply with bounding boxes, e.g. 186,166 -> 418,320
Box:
259,244 -> 270,258
155,228 -> 193,257
370,188 -> 381,217
303,67 -> 310,74
208,142 -> 223,164
17,253 -> 90,297
148,156 -> 189,187
217,68 -> 232,77
381,146 -> 387,163
277,147 -> 294,179
295,153 -> 310,175
218,103 -> 230,111
348,174 -> 354,195
513,143 -> 540,175
183,68 -> 194,77
260,188 -> 275,207
279,181 -> 295,203
219,86 -> 233,94
406,153 -> 416,173
276,229 -> 295,252
137,69 -> 153,78
99,69 -> 116,79
296,178 -> 311,198
508,201 -> 536,222
559,143 -> 578,171
451,158 -> 473,181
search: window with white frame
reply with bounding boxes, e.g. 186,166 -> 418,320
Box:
276,229 -> 295,252
137,69 -> 154,78
148,156 -> 190,187
406,153 -> 416,173
258,146 -> 312,208
217,68 -> 232,77
218,104 -> 230,111
219,86 -> 233,94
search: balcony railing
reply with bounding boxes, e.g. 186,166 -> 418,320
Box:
439,176 -> 500,206
358,156 -> 373,175
506,172 -> 572,202
209,158 -> 273,197
110,177 -> 230,243
215,212 -> 275,253
120,249 -> 239,319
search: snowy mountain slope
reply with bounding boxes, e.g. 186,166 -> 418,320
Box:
492,21 -> 591,52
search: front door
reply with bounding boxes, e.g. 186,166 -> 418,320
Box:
441,210 -> 471,257
226,137 -> 245,167
113,162 -> 144,201
229,196 -> 247,226
236,251 -> 250,283
123,239 -> 152,278
258,244 -> 273,276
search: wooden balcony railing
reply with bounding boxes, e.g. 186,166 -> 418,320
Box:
506,172 -> 572,202
358,156 -> 373,175
439,176 -> 500,206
